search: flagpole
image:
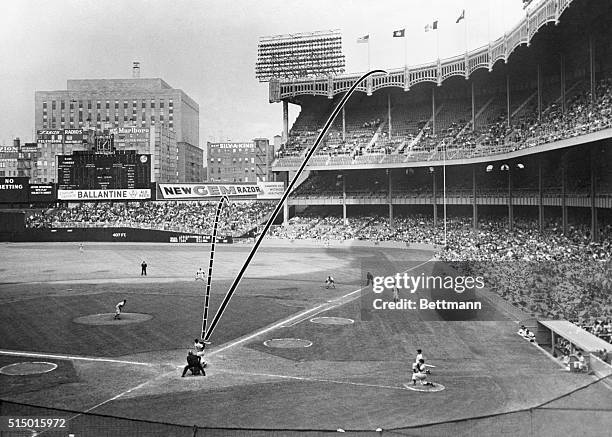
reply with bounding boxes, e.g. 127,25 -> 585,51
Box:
464,13 -> 468,54
368,39 -> 371,71
436,25 -> 440,60
404,32 -> 407,67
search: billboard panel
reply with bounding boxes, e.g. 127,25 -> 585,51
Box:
58,189 -> 151,201
0,177 -> 29,203
156,182 -> 284,200
63,129 -> 84,144
29,184 -> 55,202
258,182 -> 285,199
110,127 -> 151,143
37,129 -> 64,143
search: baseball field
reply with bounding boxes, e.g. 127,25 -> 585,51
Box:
0,241 -> 610,436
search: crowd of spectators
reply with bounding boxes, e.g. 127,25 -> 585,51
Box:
24,197 -> 612,340
25,201 -> 276,237
274,75 -> 612,166
271,211 -> 612,326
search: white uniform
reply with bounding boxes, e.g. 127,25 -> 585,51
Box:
114,300 -> 126,318
195,269 -> 205,281
412,362 -> 428,383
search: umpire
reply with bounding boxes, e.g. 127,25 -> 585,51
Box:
181,351 -> 206,377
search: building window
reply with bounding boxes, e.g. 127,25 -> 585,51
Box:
51,101 -> 56,110
124,101 -> 128,109
105,101 -> 110,109
151,99 -> 155,109
43,102 -> 47,109
96,101 -> 101,109
61,101 -> 65,110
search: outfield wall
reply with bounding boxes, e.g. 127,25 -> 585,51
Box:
0,227 -> 233,244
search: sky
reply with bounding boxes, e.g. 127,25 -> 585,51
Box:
0,0 -> 526,147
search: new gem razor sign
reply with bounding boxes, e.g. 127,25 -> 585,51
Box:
157,182 -> 284,200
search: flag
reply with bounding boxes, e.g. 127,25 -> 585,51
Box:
392,29 -> 405,38
357,35 -> 369,43
456,10 -> 465,23
424,21 -> 438,32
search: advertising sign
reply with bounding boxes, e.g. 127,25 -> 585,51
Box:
110,127 -> 151,143
37,129 -> 64,144
29,184 -> 55,202
156,182 -> 284,200
63,129 -> 84,144
58,189 -> 151,200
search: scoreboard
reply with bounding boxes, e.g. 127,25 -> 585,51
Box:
57,150 -> 151,190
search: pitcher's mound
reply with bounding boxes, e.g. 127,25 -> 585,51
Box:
264,338 -> 313,348
73,313 -> 153,325
0,361 -> 57,375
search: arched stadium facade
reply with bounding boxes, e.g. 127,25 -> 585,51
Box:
271,0 -> 612,242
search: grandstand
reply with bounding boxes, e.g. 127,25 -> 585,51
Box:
273,0 -> 612,169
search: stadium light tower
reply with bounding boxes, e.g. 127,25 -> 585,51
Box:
255,30 -> 345,82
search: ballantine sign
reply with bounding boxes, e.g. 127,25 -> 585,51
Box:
157,182 -> 284,200
58,189 -> 151,200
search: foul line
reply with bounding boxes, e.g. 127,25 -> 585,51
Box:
0,349 -> 153,366
218,369 -> 409,392
280,258 -> 433,329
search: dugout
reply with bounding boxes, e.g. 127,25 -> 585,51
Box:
536,320 -> 612,376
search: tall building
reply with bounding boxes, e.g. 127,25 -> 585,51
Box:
34,77 -> 201,182
0,139 -> 38,179
207,139 -> 274,183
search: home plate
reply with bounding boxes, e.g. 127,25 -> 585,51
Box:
403,382 -> 445,392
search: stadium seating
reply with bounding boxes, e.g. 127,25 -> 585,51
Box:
270,210 -> 611,326
25,201 -> 276,238
273,74 -> 612,167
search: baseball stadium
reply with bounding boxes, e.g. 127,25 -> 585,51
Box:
1,0 -> 612,435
